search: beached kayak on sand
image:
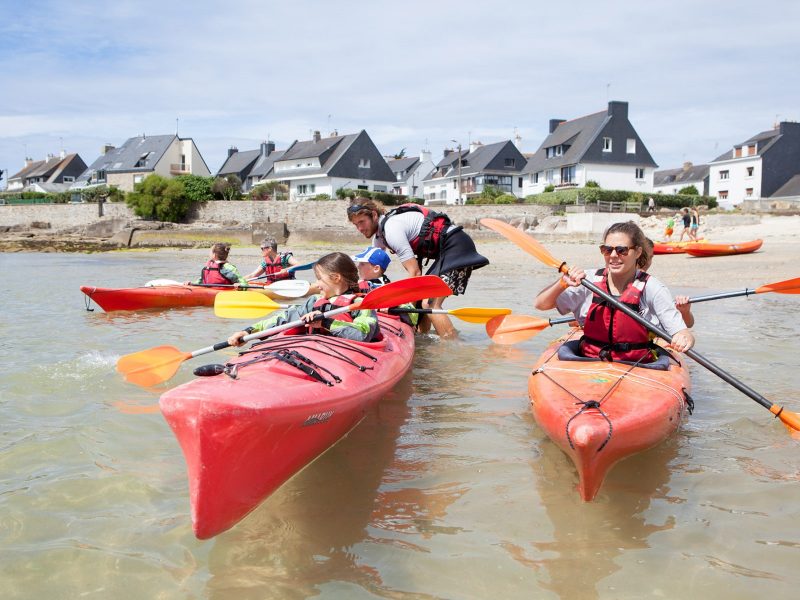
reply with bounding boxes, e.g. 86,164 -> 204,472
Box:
80,279 -> 311,312
528,329 -> 691,501
652,239 -> 708,254
684,239 -> 763,257
159,312 -> 415,539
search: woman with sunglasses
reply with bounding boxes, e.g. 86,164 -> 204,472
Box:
534,221 -> 695,362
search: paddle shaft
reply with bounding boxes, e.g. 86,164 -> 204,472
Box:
578,277 -> 776,411
687,289 -> 757,304
189,304 -> 355,359
250,261 -> 314,282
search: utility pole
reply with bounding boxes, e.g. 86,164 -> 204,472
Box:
451,139 -> 462,204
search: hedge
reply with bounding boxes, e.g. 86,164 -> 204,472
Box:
524,188 -> 717,209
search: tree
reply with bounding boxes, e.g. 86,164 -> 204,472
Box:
212,174 -> 243,201
250,180 -> 289,201
393,148 -> 407,159
175,174 -> 214,203
81,185 -> 125,203
126,174 -> 194,222
479,185 -> 503,201
678,184 -> 699,195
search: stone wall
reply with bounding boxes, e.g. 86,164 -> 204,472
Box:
0,203 -> 133,230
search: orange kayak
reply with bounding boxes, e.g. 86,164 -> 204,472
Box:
684,239 -> 763,257
528,330 -> 691,500
652,239 -> 708,255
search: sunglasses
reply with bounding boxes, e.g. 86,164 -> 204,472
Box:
599,244 -> 637,257
347,204 -> 368,214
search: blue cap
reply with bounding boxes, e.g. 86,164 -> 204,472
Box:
352,247 -> 391,271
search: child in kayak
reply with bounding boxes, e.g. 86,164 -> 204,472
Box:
534,221 -> 695,362
352,246 -> 419,328
245,237 -> 300,282
228,252 -> 379,345
187,242 -> 247,287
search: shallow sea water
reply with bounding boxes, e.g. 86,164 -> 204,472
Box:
0,248 -> 798,599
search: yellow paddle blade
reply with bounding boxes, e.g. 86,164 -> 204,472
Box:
214,291 -> 283,319
485,314 -> 552,345
755,277 -> 800,295
449,307 -> 512,323
116,345 -> 190,387
480,218 -> 566,272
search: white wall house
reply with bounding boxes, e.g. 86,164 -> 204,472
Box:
653,162 -> 710,195
521,101 -> 657,197
387,151 -> 435,198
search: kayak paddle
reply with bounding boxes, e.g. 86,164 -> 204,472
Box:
388,306 -> 512,324
250,261 -> 315,282
213,292 -> 288,318
480,217 -> 800,434
487,276 -> 800,344
117,275 -> 451,387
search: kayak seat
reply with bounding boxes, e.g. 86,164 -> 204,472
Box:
557,339 -> 672,371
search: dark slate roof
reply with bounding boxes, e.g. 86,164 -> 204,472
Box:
76,135 -> 176,182
272,133 -> 356,177
387,157 -> 419,174
653,163 -> 710,187
435,149 -> 467,169
9,159 -> 46,180
249,150 -> 285,178
26,155 -> 64,178
428,141 -> 525,180
217,149 -> 260,176
772,174 -> 800,197
711,128 -> 781,162
521,110 -> 607,174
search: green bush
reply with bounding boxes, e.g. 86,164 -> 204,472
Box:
126,174 -> 195,222
543,184 -> 555,193
678,185 -> 699,195
523,187 -> 717,210
585,180 -> 600,188
175,174 -> 214,203
310,193 -> 331,201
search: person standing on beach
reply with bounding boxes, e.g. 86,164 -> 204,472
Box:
663,214 -> 676,241
347,199 -> 489,338
677,208 -> 692,242
648,197 -> 656,212
690,207 -> 700,240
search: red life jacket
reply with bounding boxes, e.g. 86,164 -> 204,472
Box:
201,260 -> 235,285
312,293 -> 361,323
262,252 -> 295,281
379,203 -> 453,260
579,269 -> 655,363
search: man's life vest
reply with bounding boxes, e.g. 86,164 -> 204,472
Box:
579,269 -> 655,363
201,260 -> 235,285
312,293 -> 361,324
262,252 -> 295,281
379,203 -> 454,260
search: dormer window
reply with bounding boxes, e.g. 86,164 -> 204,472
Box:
134,152 -> 150,168
602,137 -> 612,152
504,158 -> 516,168
359,158 -> 370,168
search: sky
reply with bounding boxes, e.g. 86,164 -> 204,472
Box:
1,0 -> 798,185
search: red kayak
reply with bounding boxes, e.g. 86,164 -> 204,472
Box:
684,239 -> 763,257
159,313 -> 414,539
81,280 -> 310,312
528,330 -> 691,501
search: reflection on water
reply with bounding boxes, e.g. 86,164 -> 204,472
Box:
2,250 -> 800,598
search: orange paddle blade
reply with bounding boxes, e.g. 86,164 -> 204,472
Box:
480,218 -> 566,272
486,314 -> 552,345
116,345 -> 191,387
769,405 -> 800,434
755,277 -> 800,295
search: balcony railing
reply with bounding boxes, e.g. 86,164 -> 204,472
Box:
170,163 -> 189,174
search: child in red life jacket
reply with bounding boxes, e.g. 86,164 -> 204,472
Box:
534,221 -> 695,363
245,237 -> 299,282
187,242 -> 247,286
352,246 -> 419,328
227,252 -> 379,346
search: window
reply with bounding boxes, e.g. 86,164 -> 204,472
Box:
746,167 -> 754,177
546,169 -> 554,182
546,147 -> 554,158
635,168 -> 645,179
298,184 -> 308,194
735,147 -> 742,158
720,170 -> 729,180
359,158 -> 370,168
746,188 -> 753,197
134,152 -> 150,168
518,177 -> 523,187
546,146 -> 562,158
357,184 -> 368,190
748,144 -> 756,156
561,165 -> 576,183
532,172 -> 539,184
626,138 -> 636,154
374,185 -> 387,192
719,190 -> 728,199
602,137 -> 612,152
63,176 -> 75,183
133,174 -> 144,184
453,180 -> 457,189
504,158 -> 516,168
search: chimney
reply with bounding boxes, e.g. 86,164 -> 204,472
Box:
329,130 -> 338,137
101,144 -> 115,155
608,101 -> 628,119
443,148 -> 453,157
420,149 -> 432,163
682,161 -> 693,172
25,157 -> 34,166
59,149 -> 66,160
312,130 -> 321,143
549,119 -> 565,133
228,146 -> 238,158
260,141 -> 275,157
469,141 -> 482,153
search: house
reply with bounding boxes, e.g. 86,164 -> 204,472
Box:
216,146 -> 261,190
6,152 -> 87,193
72,134 -> 211,193
422,140 -> 527,205
708,122 -> 800,209
244,142 -> 286,191
653,162 -> 710,195
262,130 -> 395,200
521,101 -> 657,196
386,151 -> 435,198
